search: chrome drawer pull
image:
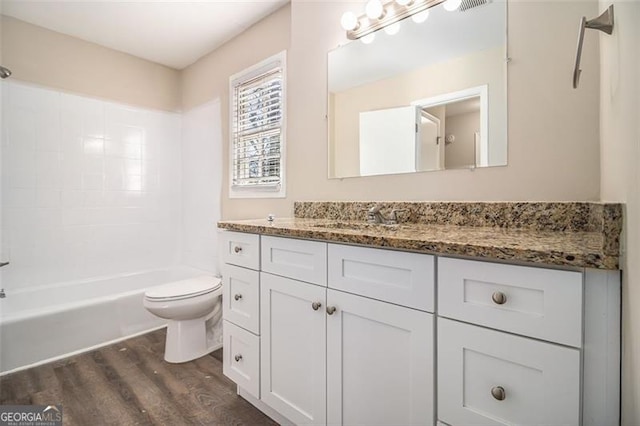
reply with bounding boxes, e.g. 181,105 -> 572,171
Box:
491,386 -> 506,401
312,302 -> 322,311
233,246 -> 242,253
234,294 -> 243,301
234,354 -> 243,362
491,291 -> 507,305
326,306 -> 337,315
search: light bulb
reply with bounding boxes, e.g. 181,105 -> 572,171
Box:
340,11 -> 359,31
412,10 -> 430,23
396,0 -> 412,5
365,0 -> 385,20
384,22 -> 401,35
361,33 -> 376,44
443,0 -> 462,11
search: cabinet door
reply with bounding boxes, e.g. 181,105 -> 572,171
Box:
327,289 -> 434,426
438,318 -> 580,426
260,272 -> 326,425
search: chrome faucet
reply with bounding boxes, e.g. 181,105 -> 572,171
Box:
367,205 -> 407,225
367,204 -> 387,224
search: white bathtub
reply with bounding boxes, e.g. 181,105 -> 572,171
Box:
0,266 -> 215,375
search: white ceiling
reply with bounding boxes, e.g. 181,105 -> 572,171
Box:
1,0 -> 289,69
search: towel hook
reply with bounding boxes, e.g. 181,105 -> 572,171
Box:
573,5 -> 614,89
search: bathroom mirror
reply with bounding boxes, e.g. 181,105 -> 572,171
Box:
328,0 -> 507,178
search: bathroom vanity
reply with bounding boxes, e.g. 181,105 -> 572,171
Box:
218,202 -> 622,426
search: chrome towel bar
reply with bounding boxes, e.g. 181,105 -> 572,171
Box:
573,5 -> 614,89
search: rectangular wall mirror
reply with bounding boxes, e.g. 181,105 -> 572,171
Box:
328,0 -> 508,179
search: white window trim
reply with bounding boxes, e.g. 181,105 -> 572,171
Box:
228,50 -> 287,199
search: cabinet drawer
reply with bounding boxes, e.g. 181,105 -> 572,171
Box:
223,321 -> 260,399
221,231 -> 260,270
261,236 -> 327,286
438,257 -> 583,347
328,244 -> 435,312
222,264 -> 259,334
437,318 -> 580,426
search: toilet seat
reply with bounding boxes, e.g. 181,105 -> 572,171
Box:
145,276 -> 222,302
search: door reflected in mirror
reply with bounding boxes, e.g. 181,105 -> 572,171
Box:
328,0 -> 507,179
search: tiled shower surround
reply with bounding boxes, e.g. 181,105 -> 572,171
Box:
1,81 -> 220,291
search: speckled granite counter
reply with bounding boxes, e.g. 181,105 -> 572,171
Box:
218,202 -> 623,270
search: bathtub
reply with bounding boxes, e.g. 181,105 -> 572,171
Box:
0,266 -> 216,375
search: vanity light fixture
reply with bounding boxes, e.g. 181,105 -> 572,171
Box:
341,0 -> 450,41
365,0 -> 385,20
412,9 -> 430,23
443,0 -> 462,12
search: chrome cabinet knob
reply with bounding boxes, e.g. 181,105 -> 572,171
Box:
233,246 -> 242,253
234,354 -> 243,362
326,306 -> 337,315
234,294 -> 243,301
491,386 -> 506,401
312,302 -> 322,311
492,291 -> 507,305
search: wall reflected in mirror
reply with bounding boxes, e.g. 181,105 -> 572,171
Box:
328,0 -> 507,179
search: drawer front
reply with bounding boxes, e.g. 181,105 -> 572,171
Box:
438,257 -> 583,347
261,236 -> 327,286
438,318 -> 580,426
221,231 -> 260,270
223,320 -> 260,399
222,264 -> 260,334
328,244 -> 435,312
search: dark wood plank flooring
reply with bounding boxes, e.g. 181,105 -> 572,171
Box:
0,329 -> 277,426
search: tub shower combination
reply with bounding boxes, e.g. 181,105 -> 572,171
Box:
0,267 -> 223,374
0,80 -> 223,375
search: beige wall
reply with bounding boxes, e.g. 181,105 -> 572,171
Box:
599,1 -> 640,424
330,46 -> 505,177
207,0 -> 601,220
180,4 -> 291,111
445,111 -> 480,169
254,0 -> 598,219
0,15 -> 180,112
179,4 -> 291,220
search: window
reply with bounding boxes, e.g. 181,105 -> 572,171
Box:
229,51 -> 286,198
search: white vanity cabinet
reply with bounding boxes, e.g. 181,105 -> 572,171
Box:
259,272 -> 435,426
222,232 -> 436,426
220,231 -> 620,426
221,231 -> 262,400
437,257 -> 620,426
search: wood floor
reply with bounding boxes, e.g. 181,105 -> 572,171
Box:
0,329 -> 277,426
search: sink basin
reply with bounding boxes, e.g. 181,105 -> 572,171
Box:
311,222 -> 399,232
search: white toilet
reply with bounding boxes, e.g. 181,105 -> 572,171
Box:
143,275 -> 223,363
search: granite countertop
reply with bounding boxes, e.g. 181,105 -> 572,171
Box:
217,214 -> 620,270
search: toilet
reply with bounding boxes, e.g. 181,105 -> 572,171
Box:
143,275 -> 223,363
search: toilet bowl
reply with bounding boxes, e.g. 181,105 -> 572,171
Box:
144,275 -> 223,363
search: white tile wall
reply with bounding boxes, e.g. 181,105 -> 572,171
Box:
181,99 -> 223,274
1,82 -> 185,290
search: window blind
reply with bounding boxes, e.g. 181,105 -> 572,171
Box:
231,66 -> 283,188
